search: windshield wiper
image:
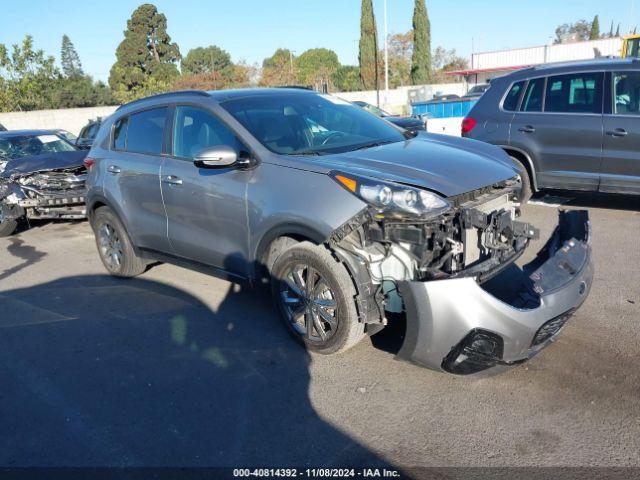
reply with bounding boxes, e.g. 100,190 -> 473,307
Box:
288,150 -> 322,156
347,139 -> 396,152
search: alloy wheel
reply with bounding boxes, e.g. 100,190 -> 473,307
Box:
280,264 -> 338,343
97,223 -> 123,271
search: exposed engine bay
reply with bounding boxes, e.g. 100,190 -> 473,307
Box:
0,164 -> 87,224
330,180 -> 539,321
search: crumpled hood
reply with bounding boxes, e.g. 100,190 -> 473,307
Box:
1,150 -> 87,178
315,134 -> 519,197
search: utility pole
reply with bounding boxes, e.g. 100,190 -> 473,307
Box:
384,0 -> 389,108
289,50 -> 294,85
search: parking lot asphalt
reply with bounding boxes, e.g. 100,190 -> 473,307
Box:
0,192 -> 639,470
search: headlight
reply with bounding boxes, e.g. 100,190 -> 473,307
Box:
331,171 -> 451,218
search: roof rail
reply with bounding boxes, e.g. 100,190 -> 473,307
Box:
116,90 -> 210,111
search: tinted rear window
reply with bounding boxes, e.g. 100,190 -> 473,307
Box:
503,81 -> 524,111
126,108 -> 167,154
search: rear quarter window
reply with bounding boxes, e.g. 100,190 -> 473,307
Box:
503,81 -> 525,111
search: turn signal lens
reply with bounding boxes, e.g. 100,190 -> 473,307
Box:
84,157 -> 95,170
335,174 -> 357,192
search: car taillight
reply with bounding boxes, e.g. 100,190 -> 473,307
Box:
84,157 -> 95,170
461,117 -> 477,135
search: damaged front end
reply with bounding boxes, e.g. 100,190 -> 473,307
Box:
329,175 -> 592,375
0,165 -> 87,223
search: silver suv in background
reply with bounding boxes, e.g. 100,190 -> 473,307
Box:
463,58 -> 640,200
85,88 -> 593,376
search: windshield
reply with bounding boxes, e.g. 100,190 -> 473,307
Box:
0,134 -> 77,160
221,93 -> 407,155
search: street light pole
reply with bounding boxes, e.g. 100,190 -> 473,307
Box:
384,0 -> 389,108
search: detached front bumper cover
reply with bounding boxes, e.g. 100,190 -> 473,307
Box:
397,210 -> 593,375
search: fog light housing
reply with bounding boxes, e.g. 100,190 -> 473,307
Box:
442,329 -> 505,375
532,310 -> 573,346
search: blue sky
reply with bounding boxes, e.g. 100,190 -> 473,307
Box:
1,0 -> 637,82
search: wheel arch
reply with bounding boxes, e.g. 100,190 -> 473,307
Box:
255,223 -> 328,272
499,145 -> 538,191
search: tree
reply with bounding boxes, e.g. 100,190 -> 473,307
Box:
385,31 -> 413,88
411,0 -> 431,85
332,66 -> 361,92
554,20 -> 592,43
259,48 -> 297,86
296,48 -> 340,91
431,46 -> 468,83
60,35 -> 83,77
358,0 -> 378,90
181,45 -> 232,76
616,24 -> 621,37
109,3 -> 180,102
590,15 -> 600,40
0,36 -> 59,111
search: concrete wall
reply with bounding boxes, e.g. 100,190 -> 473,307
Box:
0,105 -> 118,136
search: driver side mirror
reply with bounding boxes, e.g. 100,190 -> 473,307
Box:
194,145 -> 239,169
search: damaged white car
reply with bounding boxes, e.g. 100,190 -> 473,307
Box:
0,130 -> 88,236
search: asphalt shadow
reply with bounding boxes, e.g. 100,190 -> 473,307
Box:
0,274 -> 400,471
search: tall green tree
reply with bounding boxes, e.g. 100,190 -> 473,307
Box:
109,3 -> 180,102
358,0 -> 377,90
332,65 -> 361,92
590,15 -> 600,40
60,35 -> 83,77
181,45 -> 232,75
616,24 -> 621,37
411,0 -> 431,85
296,48 -> 340,91
0,36 -> 59,111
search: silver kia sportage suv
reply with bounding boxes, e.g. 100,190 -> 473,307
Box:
84,88 -> 593,375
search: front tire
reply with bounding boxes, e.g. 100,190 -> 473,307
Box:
270,242 -> 365,354
510,156 -> 533,203
0,218 -> 18,237
91,206 -> 146,278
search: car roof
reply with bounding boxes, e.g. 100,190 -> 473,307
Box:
0,129 -> 62,137
115,87 -> 319,113
502,57 -> 640,82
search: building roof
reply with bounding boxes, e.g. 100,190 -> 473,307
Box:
447,57 -> 639,77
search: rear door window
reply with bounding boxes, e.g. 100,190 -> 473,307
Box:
521,78 -> 545,112
503,81 -> 524,111
121,107 -> 168,154
544,72 -> 603,114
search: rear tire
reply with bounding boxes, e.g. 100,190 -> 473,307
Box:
270,241 -> 365,354
510,156 -> 533,203
91,206 -> 146,278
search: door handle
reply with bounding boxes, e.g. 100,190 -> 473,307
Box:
518,126 -> 536,133
163,175 -> 183,186
607,128 -> 628,137
107,165 -> 121,174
